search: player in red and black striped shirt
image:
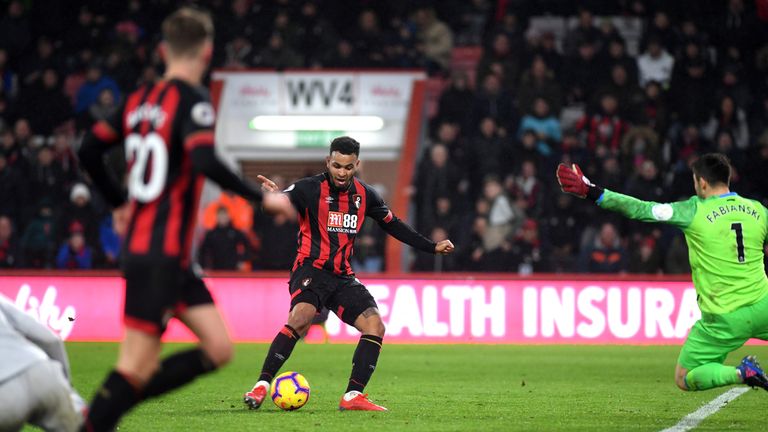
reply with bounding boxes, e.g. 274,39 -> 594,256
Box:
78,9 -> 284,431
244,137 -> 455,411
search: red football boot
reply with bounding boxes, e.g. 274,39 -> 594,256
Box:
338,391 -> 388,411
243,381 -> 270,410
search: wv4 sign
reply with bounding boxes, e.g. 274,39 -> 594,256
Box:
0,276 -> 702,344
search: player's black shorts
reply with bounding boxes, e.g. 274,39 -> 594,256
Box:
288,264 -> 377,326
123,256 -> 214,335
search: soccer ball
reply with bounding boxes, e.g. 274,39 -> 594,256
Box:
271,371 -> 311,411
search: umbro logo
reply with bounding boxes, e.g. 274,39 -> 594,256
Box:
302,278 -> 312,287
325,196 -> 335,203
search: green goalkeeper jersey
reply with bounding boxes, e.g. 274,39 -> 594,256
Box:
598,189 -> 768,314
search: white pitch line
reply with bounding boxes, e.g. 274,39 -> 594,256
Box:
659,387 -> 749,432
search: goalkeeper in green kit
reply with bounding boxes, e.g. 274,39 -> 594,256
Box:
557,153 -> 768,392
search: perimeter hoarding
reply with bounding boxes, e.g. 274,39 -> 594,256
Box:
0,275 -> 702,344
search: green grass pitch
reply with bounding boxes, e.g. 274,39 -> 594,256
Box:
31,343 -> 768,431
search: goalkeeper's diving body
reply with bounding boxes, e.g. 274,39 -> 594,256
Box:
557,153 -> 768,392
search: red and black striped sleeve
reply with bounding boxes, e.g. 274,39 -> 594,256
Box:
78,104 -> 128,208
366,184 -> 436,254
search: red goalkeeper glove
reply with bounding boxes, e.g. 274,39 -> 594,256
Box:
556,163 -> 603,200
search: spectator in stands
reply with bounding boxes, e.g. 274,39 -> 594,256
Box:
671,125 -> 710,167
636,80 -> 669,137
518,97 -> 561,158
297,1 -> 338,66
254,211 -> 298,271
637,36 -> 674,88
0,1 -> 31,65
352,10 -> 386,67
599,37 -> 638,86
0,49 -> 17,101
620,125 -> 660,173
482,176 -> 523,253
748,95 -> 768,143
474,117 -> 508,178
16,68 -> 72,136
509,159 -> 544,218
517,56 -> 562,117
98,214 -> 120,269
0,152 -> 25,225
324,39 -> 359,68
199,207 -> 251,271
456,216 -> 488,272
669,51 -> 712,128
624,159 -> 665,203
470,73 -> 515,134
411,143 -> 461,231
512,129 -> 544,172
18,36 -> 62,89
0,215 -> 18,268
252,33 -> 303,70
596,64 -> 643,119
78,87 -> 118,131
0,128 -> 29,177
564,7 -> 601,56
627,236 -> 662,274
526,31 -> 563,79
509,218 -> 544,274
62,6 -> 106,57
414,7 -> 454,75
29,143 -> 70,208
576,93 -> 630,155
51,132 -> 78,179
74,61 -> 120,114
702,95 -> 749,149
222,36 -> 252,69
564,38 -> 600,104
20,199 -> 56,268
55,229 -> 92,270
579,222 -> 626,273
476,33 -> 520,92
545,194 -> 582,272
641,11 -> 676,53
57,183 -> 99,249
435,71 -> 473,126
717,64 -> 751,111
452,0 -> 491,46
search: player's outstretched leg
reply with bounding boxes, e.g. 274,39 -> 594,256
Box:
245,303 -> 315,410
737,355 -> 768,391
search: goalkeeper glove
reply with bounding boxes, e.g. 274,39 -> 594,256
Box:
556,163 -> 603,200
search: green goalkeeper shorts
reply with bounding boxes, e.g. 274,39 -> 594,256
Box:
678,293 -> 768,370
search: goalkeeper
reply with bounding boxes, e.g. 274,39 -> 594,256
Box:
556,153 -> 768,392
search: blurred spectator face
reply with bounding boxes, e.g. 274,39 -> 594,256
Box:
37,146 -> 53,166
720,96 -> 735,117
359,10 -> 378,32
216,207 -> 231,227
0,154 -> 6,171
232,0 -> 249,17
521,219 -> 538,243
578,42 -> 595,60
611,65 -> 627,85
716,132 -> 734,153
683,125 -> 700,141
532,98 -> 550,117
53,133 -> 71,153
483,178 -> 503,200
608,40 -> 625,58
723,71 -> 738,86
531,57 -> 547,79
436,197 -> 451,215
475,199 -> 490,216
599,223 -> 618,247
492,34 -> 510,56
541,32 -> 556,50
97,88 -> 115,107
0,216 -> 11,241
556,194 -> 572,209
729,0 -> 744,13
274,12 -> 289,29
42,69 -> 58,89
437,122 -> 458,143
600,95 -> 618,114
86,65 -> 102,82
654,12 -> 670,29
1,130 -> 14,150
8,1 -> 23,17
473,217 -> 487,235
141,66 -> 158,84
0,49 -> 7,68
640,160 -> 658,180
430,227 -> 448,242
521,160 -> 536,178
603,157 -> 620,174
78,7 -> 93,25
479,117 -> 496,137
268,34 -> 283,50
450,72 -> 468,90
644,81 -> 660,99
302,2 -> 317,17
578,9 -> 593,27
521,130 -> 537,148
684,43 -> 700,60
647,41 -> 662,57
640,237 -> 655,260
681,20 -> 697,36
687,62 -> 705,78
482,74 -> 500,95
69,232 -> 85,252
337,40 -> 353,57
429,144 -> 448,168
14,119 -> 31,141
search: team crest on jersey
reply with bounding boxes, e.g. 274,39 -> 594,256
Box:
191,102 -> 215,127
302,278 -> 312,287
352,194 -> 362,209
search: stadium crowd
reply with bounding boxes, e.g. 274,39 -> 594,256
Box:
1,0 -> 768,274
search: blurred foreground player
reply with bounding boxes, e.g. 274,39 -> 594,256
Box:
244,137 -> 455,411
78,8 -> 284,431
557,153 -> 768,392
0,295 -> 85,431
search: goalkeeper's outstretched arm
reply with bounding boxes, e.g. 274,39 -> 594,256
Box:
556,163 -> 697,229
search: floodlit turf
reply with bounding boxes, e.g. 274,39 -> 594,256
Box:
36,343 -> 768,431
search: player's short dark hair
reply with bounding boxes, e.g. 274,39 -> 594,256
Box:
692,153 -> 731,186
162,7 -> 213,57
330,136 -> 360,157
